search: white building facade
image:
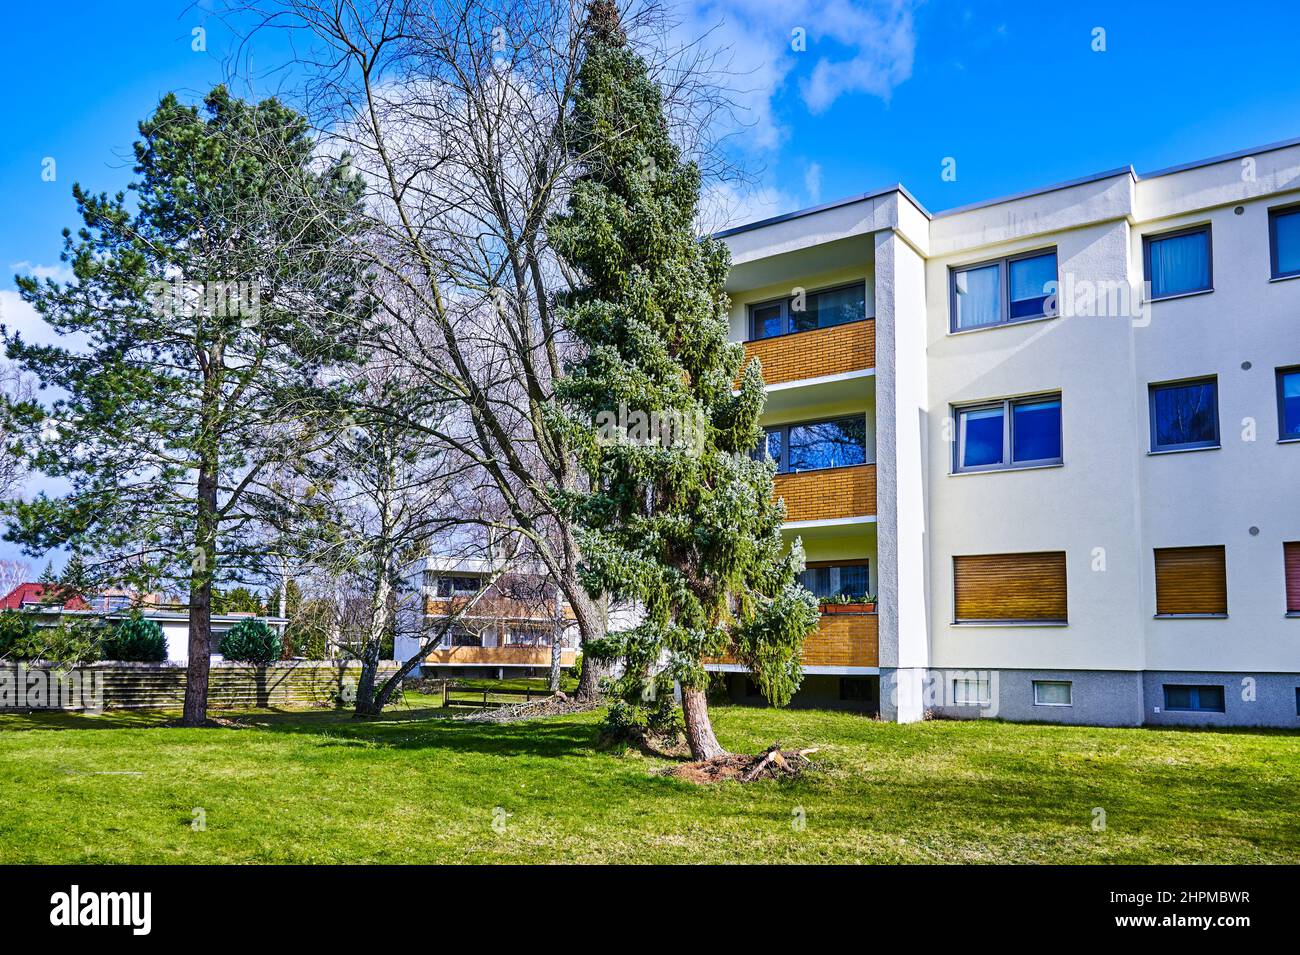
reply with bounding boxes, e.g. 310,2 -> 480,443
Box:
710,137 -> 1300,727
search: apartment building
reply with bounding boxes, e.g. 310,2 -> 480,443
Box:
395,558 -> 579,679
708,136 -> 1300,728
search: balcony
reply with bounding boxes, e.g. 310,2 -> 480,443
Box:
775,463 -> 876,524
743,319 -> 875,387
425,595 -> 574,621
707,611 -> 878,671
423,645 -> 578,667
803,610 -> 878,667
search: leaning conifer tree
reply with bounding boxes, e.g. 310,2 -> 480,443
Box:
549,0 -> 820,760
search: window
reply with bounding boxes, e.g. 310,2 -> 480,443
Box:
952,552 -> 1068,624
798,562 -> 870,600
747,282 -> 867,340
431,576 -> 481,597
1154,545 -> 1227,617
1278,367 -> 1300,440
1163,684 -> 1225,713
953,678 -> 991,706
1270,205 -> 1300,279
506,626 -> 552,646
1144,225 -> 1212,299
1033,681 -> 1073,706
1284,542 -> 1300,616
953,394 -> 1062,472
761,416 -> 867,473
950,250 -> 1058,331
441,626 -> 483,648
1149,377 -> 1219,451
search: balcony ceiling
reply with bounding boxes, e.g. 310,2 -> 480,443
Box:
725,235 -> 875,295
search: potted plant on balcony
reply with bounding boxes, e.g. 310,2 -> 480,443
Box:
820,593 -> 877,614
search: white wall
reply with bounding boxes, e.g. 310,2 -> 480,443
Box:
1131,195 -> 1300,672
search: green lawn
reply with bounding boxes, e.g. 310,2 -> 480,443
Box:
1,703 -> 1297,863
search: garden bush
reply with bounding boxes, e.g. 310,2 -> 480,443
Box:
101,615 -> 167,662
218,618 -> 282,663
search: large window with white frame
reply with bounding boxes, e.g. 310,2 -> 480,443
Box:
949,249 -> 1058,332
952,393 -> 1062,473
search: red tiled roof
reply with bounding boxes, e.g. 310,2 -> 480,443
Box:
0,583 -> 91,611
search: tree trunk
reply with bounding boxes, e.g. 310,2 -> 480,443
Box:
548,634 -> 562,692
181,466 -> 218,727
353,570 -> 392,718
547,587 -> 563,692
567,587 -> 611,702
681,685 -> 726,760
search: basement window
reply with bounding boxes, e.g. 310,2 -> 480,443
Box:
1163,684 -> 1225,713
1032,680 -> 1072,706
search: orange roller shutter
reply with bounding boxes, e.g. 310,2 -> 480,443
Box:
1154,546 -> 1228,616
1285,542 -> 1300,614
953,552 -> 1068,623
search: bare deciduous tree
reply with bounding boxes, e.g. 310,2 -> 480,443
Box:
225,0 -> 748,703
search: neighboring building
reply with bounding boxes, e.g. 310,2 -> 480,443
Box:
394,558 -> 579,679
0,583 -> 288,663
708,136 -> 1300,727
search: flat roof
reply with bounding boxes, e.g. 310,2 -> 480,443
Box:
712,133 -> 1300,239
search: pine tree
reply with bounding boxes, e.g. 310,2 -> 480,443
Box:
56,553 -> 93,602
549,1 -> 820,760
5,87 -> 367,724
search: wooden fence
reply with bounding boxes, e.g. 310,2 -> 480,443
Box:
0,661 -> 400,711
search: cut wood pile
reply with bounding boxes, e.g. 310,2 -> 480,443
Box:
454,691 -> 598,723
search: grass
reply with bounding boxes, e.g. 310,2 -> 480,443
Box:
1,702 -> 1297,863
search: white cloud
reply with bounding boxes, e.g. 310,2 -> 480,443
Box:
699,179 -> 803,234
800,0 -> 917,113
664,0 -> 917,152
804,161 -> 823,203
0,290 -> 65,348
9,261 -> 73,284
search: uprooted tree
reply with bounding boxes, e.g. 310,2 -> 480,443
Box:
549,0 -> 820,761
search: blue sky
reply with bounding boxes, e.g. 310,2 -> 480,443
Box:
1,0 -> 1299,570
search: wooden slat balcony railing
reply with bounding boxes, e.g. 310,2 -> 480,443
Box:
423,646 -> 579,667
774,463 -> 875,523
707,611 -> 878,669
741,319 -> 875,386
425,595 -> 576,620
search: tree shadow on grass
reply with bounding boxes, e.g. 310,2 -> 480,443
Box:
230,705 -> 606,759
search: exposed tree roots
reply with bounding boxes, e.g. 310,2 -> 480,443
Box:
663,743 -> 820,784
